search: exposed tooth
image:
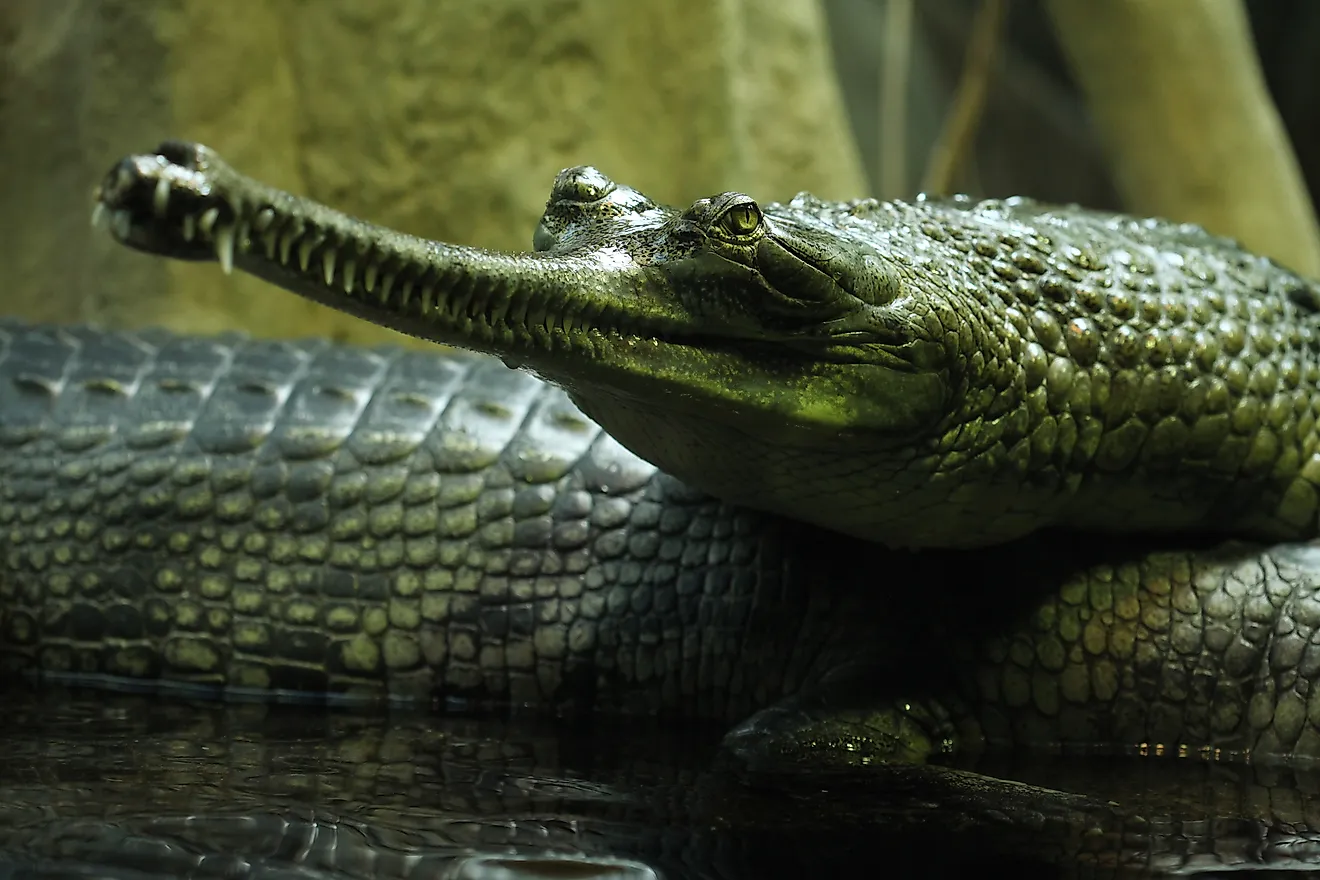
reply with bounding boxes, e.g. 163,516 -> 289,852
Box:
181,214 -> 196,242
507,293 -> 530,328
278,230 -> 297,265
152,178 -> 171,218
297,237 -> 316,272
112,210 -> 132,240
466,286 -> 485,319
561,303 -> 582,335
575,302 -> 601,339
363,262 -> 378,294
90,202 -> 107,230
252,207 -> 276,233
342,259 -> 356,293
253,211 -> 276,257
322,248 -> 337,286
379,272 -> 396,304
199,207 -> 220,238
419,284 -> 436,314
489,294 -> 513,330
398,279 -> 414,308
236,220 -> 251,254
215,225 -> 235,274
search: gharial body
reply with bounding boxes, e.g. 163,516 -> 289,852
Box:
8,317 -> 1320,769
4,141 -> 1320,772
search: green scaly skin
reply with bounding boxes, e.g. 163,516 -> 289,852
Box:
94,142 -> 1320,550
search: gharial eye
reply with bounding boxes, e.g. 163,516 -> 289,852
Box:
552,166 -> 615,203
716,199 -> 762,236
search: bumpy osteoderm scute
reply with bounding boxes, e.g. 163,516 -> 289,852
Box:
955,542 -> 1320,762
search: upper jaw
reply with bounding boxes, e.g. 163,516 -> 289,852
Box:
94,145 -> 246,270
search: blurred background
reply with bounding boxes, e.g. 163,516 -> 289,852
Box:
1,0 -> 1317,344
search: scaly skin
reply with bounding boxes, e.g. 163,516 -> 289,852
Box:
10,321 -> 1320,768
0,320 -> 894,726
93,142 -> 1320,549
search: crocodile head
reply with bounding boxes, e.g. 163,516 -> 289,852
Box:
95,142 -> 955,544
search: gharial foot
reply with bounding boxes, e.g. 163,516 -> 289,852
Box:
719,696 -> 959,775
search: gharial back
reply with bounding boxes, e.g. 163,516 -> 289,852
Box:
94,143 -> 1320,548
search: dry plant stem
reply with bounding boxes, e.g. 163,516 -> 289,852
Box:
1044,0 -> 1320,278
920,0 -> 1008,196
877,0 -> 913,198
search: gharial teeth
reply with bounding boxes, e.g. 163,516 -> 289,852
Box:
152,178 -> 171,218
278,229 -> 297,265
253,210 -> 277,257
199,207 -> 220,237
215,225 -> 235,275
379,272 -> 396,304
182,214 -> 197,242
260,229 -> 278,259
342,259 -> 356,293
297,237 -> 316,272
362,262 -> 377,294
322,249 -> 337,286
112,210 -> 132,240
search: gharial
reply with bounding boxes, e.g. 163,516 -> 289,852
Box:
95,143 -> 1320,551
4,140 -> 1320,770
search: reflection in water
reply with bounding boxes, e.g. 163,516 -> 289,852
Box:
2,685 -> 1320,879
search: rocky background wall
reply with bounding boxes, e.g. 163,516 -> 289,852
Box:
0,0 -> 866,344
3,0 -> 1318,346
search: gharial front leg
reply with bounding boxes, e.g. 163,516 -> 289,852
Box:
723,688 -> 957,772
730,534 -> 1320,773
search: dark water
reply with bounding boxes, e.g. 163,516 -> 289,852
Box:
3,686 -> 1320,879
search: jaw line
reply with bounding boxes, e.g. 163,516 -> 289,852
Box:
514,323 -> 900,446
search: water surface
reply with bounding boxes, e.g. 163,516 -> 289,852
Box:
2,685 -> 1319,879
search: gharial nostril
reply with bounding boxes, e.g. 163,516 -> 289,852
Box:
96,158 -> 141,207
155,139 -> 200,169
